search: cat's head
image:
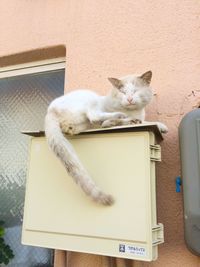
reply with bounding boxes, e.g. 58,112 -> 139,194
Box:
108,71 -> 153,110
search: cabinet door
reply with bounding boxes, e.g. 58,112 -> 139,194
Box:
24,132 -> 152,245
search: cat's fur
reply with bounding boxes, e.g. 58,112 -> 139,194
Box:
45,71 -> 168,206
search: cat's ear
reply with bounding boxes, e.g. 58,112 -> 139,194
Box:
108,77 -> 123,89
140,71 -> 152,85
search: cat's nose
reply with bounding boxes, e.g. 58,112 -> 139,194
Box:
127,97 -> 134,104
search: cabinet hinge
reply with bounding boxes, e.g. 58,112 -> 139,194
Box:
152,223 -> 164,245
150,145 -> 161,161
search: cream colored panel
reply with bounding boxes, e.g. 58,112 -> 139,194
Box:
25,132 -> 150,242
22,129 -> 164,261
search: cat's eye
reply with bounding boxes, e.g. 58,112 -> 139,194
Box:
119,89 -> 126,94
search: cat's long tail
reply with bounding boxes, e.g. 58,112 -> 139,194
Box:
45,111 -> 114,206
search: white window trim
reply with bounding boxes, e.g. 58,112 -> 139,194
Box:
0,57 -> 66,79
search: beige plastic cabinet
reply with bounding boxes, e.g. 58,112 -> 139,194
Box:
22,123 -> 164,261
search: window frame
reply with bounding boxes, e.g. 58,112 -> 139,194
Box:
0,57 -> 66,79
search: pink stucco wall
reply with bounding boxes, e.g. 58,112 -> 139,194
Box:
1,1 -> 200,266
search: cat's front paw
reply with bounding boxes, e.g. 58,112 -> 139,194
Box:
113,112 -> 127,120
157,122 -> 168,133
130,119 -> 142,124
102,119 -> 117,128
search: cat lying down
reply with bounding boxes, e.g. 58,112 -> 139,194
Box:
45,71 -> 168,206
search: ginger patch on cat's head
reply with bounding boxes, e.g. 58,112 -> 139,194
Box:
108,70 -> 152,88
139,70 -> 152,86
108,77 -> 123,89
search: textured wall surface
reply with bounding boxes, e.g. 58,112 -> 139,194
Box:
1,0 -> 200,266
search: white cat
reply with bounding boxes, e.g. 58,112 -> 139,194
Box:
45,71 -> 168,206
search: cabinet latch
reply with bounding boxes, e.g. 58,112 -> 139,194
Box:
152,223 -> 164,245
150,145 -> 161,161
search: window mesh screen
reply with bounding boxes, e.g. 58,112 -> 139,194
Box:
0,68 -> 65,266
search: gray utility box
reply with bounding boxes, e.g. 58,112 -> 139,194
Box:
179,109 -> 200,255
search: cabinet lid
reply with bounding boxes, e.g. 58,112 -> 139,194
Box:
22,123 -> 163,141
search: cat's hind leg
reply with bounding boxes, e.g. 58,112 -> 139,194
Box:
61,122 -> 90,135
